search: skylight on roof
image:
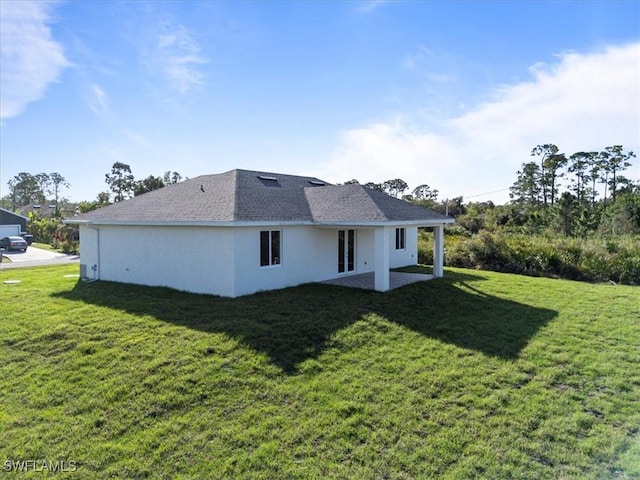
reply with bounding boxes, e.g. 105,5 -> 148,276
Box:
309,180 -> 325,186
258,175 -> 277,181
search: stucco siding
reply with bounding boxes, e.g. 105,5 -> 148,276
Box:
230,225 -> 419,297
79,225 -> 100,279
232,226 -> 386,297
87,225 -> 235,297
389,226 -> 419,268
233,226 -> 331,296
79,223 -> 422,298
353,228 -> 375,274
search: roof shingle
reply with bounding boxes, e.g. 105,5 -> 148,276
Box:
71,169 -> 452,225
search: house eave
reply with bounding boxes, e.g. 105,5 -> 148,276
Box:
313,218 -> 455,227
66,219 -> 319,227
66,218 -> 455,228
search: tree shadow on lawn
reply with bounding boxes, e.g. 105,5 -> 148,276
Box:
53,269 -> 557,374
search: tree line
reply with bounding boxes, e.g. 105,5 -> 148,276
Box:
345,143 -> 638,237
2,164 -> 184,213
104,162 -> 183,203
510,144 -> 635,208
415,143 -> 639,285
80,164 -> 183,213
504,144 -> 637,236
3,172 -> 70,211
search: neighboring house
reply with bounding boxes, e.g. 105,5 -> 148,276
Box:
66,169 -> 454,297
18,203 -> 78,218
0,208 -> 29,237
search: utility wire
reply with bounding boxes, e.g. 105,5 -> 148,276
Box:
462,187 -> 511,200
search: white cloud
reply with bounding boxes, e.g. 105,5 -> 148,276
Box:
321,119 -> 461,190
0,0 -> 69,119
88,84 -> 109,116
319,43 -> 640,203
143,23 -> 208,94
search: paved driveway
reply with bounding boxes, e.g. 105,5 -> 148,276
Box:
0,246 -> 79,269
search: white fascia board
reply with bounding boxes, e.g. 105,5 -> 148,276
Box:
65,218 -> 455,227
313,218 -> 455,228
64,219 -> 317,228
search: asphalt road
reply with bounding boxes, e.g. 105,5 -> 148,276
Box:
0,246 -> 80,270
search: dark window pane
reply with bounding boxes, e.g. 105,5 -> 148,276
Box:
396,228 -> 405,249
260,231 -> 270,266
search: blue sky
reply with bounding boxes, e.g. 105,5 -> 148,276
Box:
1,0 -> 639,204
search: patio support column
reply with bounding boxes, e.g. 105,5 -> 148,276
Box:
374,225 -> 390,292
433,224 -> 444,277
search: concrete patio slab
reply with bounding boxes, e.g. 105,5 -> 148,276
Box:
321,271 -> 434,291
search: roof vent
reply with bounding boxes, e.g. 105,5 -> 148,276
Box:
309,180 -> 325,186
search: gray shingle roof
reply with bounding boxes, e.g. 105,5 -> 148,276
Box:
71,169 -> 452,225
305,185 -> 450,222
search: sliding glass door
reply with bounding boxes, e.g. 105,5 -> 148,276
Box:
338,229 -> 355,273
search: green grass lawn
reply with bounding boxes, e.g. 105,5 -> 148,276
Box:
31,242 -> 58,251
1,265 -> 638,479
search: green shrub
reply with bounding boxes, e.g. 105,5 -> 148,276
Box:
28,214 -> 61,244
418,232 -> 640,285
616,254 -> 640,285
58,241 -> 79,255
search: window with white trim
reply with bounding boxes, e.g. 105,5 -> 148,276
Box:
395,228 -> 406,250
338,229 -> 355,273
260,230 -> 281,266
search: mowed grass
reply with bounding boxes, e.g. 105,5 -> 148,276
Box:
1,265 -> 638,479
31,242 -> 58,252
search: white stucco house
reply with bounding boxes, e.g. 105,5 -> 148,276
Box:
67,169 -> 454,297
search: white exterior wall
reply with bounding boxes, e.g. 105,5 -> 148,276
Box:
79,225 -> 100,279
81,225 -> 236,297
351,228 -> 373,273
232,226 -> 377,297
232,225 -> 418,296
79,223 -> 422,298
234,226 -> 312,296
389,226 -> 419,268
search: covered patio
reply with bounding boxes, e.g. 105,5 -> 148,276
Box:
321,270 -> 434,291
